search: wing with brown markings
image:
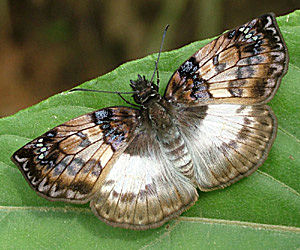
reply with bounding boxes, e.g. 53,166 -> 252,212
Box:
12,107 -> 140,203
164,13 -> 288,105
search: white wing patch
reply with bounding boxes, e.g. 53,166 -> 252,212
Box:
90,134 -> 198,230
177,104 -> 276,190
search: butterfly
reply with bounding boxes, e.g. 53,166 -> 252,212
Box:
12,13 -> 288,230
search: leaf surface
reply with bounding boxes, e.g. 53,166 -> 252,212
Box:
0,11 -> 299,249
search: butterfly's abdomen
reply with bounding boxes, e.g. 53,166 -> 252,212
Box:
161,130 -> 194,179
147,100 -> 194,179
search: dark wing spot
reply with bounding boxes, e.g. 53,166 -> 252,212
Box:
93,109 -> 113,125
236,106 -> 246,113
191,91 -> 211,100
79,139 -> 91,147
243,39 -> 263,55
69,181 -> 93,195
77,132 -> 92,147
120,192 -> 135,203
252,80 -> 266,97
244,117 -> 251,125
215,63 -> 226,73
228,140 -> 238,149
228,30 -> 236,39
91,161 -> 102,177
213,55 -> 219,65
52,156 -> 74,176
238,127 -> 250,140
101,123 -> 110,130
112,191 -> 119,198
178,57 -> 199,79
53,163 -> 66,177
229,88 -> 243,97
46,130 -> 57,138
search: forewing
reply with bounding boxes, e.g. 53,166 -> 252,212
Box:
164,13 -> 288,105
12,107 -> 140,203
90,130 -> 198,230
176,104 -> 276,190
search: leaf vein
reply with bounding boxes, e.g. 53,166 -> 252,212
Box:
257,170 -> 300,196
176,217 -> 300,233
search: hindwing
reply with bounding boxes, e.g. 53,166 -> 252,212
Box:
91,130 -> 198,230
175,104 -> 277,190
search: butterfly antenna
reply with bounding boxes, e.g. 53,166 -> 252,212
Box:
150,24 -> 170,84
69,88 -> 137,95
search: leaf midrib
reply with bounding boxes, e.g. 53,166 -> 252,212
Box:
1,205 -> 299,233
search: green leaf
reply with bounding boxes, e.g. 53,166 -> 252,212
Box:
1,11 -> 299,249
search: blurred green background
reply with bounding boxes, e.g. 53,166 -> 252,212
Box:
0,0 -> 298,117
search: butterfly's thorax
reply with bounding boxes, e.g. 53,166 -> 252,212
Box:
130,75 -> 194,179
143,97 -> 194,179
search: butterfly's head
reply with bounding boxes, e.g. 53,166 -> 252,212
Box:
130,74 -> 159,105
